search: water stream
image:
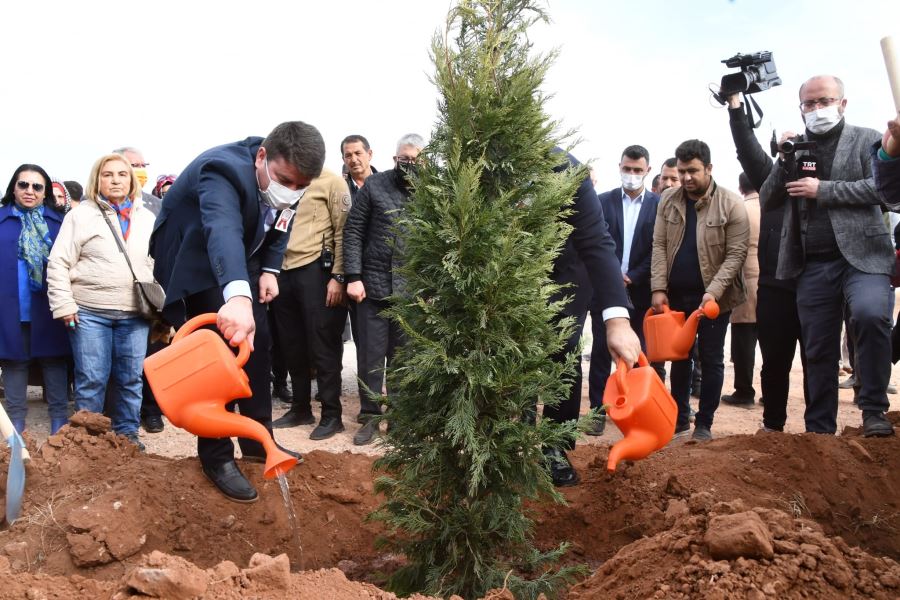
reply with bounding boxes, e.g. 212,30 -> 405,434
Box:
275,470 -> 305,570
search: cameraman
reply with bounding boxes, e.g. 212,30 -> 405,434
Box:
725,75 -> 894,437
725,96 -> 809,432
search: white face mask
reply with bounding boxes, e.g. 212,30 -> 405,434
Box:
621,172 -> 644,191
259,158 -> 306,210
803,104 -> 843,135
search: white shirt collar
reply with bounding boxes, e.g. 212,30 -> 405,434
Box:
621,187 -> 645,204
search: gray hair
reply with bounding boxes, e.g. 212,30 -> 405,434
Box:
395,133 -> 426,154
111,146 -> 142,156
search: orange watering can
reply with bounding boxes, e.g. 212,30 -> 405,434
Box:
643,300 -> 720,362
604,353 -> 677,471
143,313 -> 298,479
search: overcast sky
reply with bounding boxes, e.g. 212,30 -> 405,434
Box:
2,0 -> 899,195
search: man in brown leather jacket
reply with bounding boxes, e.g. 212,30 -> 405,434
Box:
650,139 -> 749,441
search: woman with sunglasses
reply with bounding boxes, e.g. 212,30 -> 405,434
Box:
0,164 -> 71,434
47,155 -> 158,450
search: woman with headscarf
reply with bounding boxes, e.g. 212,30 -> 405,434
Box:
50,180 -> 72,213
153,174 -> 176,200
47,154 -> 157,449
0,164 -> 71,434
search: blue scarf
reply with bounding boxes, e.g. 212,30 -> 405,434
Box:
15,204 -> 52,291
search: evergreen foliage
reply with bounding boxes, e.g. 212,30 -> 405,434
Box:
371,1 -> 589,597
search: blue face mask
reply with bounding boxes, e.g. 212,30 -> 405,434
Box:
260,158 -> 306,210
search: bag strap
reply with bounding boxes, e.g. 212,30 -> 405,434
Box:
100,205 -> 140,284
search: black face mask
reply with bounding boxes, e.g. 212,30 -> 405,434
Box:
395,161 -> 419,188
397,161 -> 418,178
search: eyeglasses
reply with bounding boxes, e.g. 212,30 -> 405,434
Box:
130,163 -> 149,168
799,97 -> 842,111
395,156 -> 418,165
16,181 -> 45,193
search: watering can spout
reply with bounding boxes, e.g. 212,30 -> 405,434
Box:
607,429 -> 657,471
143,313 -> 300,479
604,353 -> 677,471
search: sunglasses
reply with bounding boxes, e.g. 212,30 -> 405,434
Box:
16,181 -> 45,193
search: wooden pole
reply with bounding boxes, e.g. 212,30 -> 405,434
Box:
881,36 -> 900,112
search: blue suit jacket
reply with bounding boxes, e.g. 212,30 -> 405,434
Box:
0,204 -> 70,359
597,187 -> 659,289
150,137 -> 292,324
551,154 -> 630,315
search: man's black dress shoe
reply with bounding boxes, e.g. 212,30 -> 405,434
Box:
142,415 -> 165,433
272,382 -> 292,403
241,444 -> 303,464
310,417 -> 345,440
273,408 -> 315,428
863,411 -> 895,438
202,461 -> 258,503
585,414 -> 606,437
542,447 -> 579,487
721,393 -> 754,406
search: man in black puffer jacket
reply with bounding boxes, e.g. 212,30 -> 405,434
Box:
343,133 -> 425,445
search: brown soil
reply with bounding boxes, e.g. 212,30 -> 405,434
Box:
1,409 -> 899,599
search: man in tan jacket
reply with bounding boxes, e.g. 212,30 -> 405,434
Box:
651,139 -> 749,440
270,169 -> 351,440
722,173 -> 761,407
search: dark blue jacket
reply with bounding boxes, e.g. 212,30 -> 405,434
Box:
0,204 -> 70,359
874,143 -> 900,211
598,187 -> 659,289
551,154 -> 630,314
150,137 -> 293,325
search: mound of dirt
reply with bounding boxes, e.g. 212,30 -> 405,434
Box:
538,412 -> 900,567
567,496 -> 900,599
0,411 -> 387,582
0,411 -> 899,598
0,549 -> 443,600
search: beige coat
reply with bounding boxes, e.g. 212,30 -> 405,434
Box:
730,194 -> 760,324
650,179 -> 749,314
282,169 -> 351,273
47,197 -> 156,319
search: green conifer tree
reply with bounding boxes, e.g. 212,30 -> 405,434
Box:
372,1 -> 589,597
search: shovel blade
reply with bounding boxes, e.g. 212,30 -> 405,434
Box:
6,432 -> 25,524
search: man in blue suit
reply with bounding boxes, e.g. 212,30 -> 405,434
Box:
150,121 -> 326,502
587,145 -> 661,433
541,151 -> 642,486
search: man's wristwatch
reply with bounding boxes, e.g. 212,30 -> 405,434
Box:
330,274 -> 346,284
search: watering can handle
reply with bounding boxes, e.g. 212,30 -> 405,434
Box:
172,313 -> 252,368
613,352 -> 650,396
644,303 -> 671,319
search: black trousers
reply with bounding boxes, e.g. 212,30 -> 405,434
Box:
729,323 -> 758,399
355,297 -> 402,417
668,290 -> 730,431
756,284 -> 808,430
588,286 -> 664,408
269,308 -> 288,386
184,276 -> 273,469
796,256 -> 892,433
140,338 -> 167,418
271,262 -> 347,420
542,291 -> 590,450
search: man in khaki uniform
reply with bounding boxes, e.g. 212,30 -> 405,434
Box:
271,169 -> 351,440
722,173 -> 761,406
650,139 -> 749,441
